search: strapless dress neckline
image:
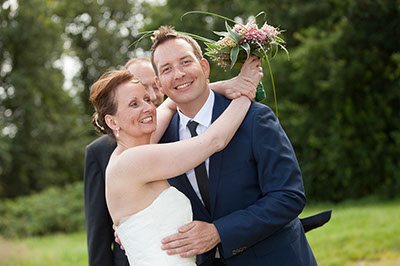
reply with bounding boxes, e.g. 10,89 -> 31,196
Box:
119,186 -> 175,225
116,186 -> 196,265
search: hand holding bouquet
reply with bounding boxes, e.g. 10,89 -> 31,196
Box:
182,11 -> 288,116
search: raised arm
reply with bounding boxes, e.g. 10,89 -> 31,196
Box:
150,98 -> 177,144
116,96 -> 251,184
210,56 -> 263,100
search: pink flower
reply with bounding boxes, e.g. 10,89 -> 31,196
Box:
259,32 -> 267,41
262,24 -> 278,39
249,28 -> 258,36
233,24 -> 244,32
246,23 -> 258,31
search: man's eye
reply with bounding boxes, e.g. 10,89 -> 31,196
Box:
183,60 -> 191,65
129,102 -> 137,107
144,98 -> 151,103
153,85 -> 159,91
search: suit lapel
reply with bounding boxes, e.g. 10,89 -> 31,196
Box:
160,113 -> 180,143
170,173 -> 211,219
209,93 -> 229,215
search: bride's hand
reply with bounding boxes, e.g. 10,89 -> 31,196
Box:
209,55 -> 263,101
222,56 -> 264,100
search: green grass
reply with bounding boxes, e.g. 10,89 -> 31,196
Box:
0,198 -> 399,266
301,198 -> 400,265
0,232 -> 87,266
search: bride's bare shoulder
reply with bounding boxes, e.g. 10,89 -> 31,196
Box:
107,144 -> 156,177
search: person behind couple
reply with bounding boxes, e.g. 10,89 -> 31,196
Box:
124,58 -> 165,108
89,62 -> 254,266
149,26 -> 317,266
84,57 -> 164,266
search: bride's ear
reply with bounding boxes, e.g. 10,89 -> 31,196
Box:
105,114 -> 118,131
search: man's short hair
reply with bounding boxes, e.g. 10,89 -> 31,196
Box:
150,26 -> 203,76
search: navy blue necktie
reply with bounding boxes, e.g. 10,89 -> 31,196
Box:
187,120 -> 211,213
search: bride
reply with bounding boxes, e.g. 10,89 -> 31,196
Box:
89,67 -> 256,265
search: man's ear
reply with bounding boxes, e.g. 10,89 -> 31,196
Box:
155,76 -> 165,95
200,58 -> 210,79
105,114 -> 118,131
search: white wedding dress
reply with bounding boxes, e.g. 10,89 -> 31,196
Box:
116,187 -> 196,265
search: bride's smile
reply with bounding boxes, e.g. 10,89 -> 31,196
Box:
139,116 -> 153,124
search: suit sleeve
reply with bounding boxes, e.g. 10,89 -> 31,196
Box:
84,145 -> 115,266
213,106 -> 307,259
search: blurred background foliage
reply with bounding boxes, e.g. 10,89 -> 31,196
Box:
0,0 -> 399,236
0,182 -> 84,237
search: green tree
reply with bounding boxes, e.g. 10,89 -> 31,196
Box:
0,0 -> 151,198
280,0 -> 400,201
2,0 -> 398,202
0,0 -> 89,197
54,0 -> 140,116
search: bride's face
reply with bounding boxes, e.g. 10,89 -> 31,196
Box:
111,80 -> 157,138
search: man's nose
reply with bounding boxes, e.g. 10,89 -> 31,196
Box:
147,87 -> 157,102
174,67 -> 186,80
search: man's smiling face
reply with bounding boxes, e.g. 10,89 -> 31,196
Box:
154,38 -> 210,114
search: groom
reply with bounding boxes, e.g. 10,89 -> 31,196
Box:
152,26 -> 317,265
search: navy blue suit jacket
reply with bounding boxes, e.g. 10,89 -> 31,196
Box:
160,92 -> 317,266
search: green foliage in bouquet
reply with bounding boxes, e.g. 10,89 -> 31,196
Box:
181,11 -> 289,116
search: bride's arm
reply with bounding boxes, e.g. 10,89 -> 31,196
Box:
117,96 -> 251,183
149,98 -> 177,144
210,55 -> 262,100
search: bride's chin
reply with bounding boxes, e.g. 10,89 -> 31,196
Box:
143,127 -> 157,136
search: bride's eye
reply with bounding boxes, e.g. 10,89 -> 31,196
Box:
161,66 -> 171,74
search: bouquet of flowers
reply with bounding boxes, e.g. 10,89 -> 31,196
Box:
181,11 -> 288,116
130,11 -> 287,116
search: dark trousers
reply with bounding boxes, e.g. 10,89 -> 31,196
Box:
199,259 -> 226,266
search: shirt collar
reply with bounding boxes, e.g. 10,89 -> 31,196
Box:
178,90 -> 215,129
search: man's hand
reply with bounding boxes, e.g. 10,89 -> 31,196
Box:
113,224 -> 126,255
223,55 -> 264,100
161,221 -> 221,258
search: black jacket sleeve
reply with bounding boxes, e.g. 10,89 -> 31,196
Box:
84,137 -> 127,266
